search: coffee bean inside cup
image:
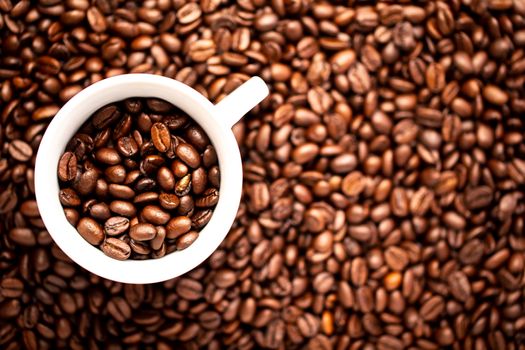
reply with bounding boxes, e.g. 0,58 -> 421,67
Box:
57,98 -> 220,260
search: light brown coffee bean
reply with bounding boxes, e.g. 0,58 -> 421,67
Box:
151,122 -> 171,152
129,223 -> 157,241
76,217 -> 104,245
101,238 -> 131,260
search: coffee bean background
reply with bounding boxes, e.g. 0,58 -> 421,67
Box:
58,97 -> 219,260
1,1 -> 525,349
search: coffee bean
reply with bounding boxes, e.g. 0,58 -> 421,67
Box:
101,238 -> 131,260
151,122 -> 171,152
108,184 -> 135,199
109,200 -> 136,217
2,2 -> 525,348
8,140 -> 33,162
92,105 -> 121,129
104,216 -> 130,236
0,278 -> 24,298
75,169 -> 98,196
195,188 -> 219,208
129,223 -> 157,241
176,231 -> 199,250
57,152 -> 77,182
157,166 -> 175,191
464,186 -> 493,209
141,205 -> 170,225
95,147 -> 121,165
59,188 -> 80,207
448,271 -> 471,302
420,296 -> 445,321
341,171 -> 366,197
384,246 -> 409,271
76,217 -> 104,245
176,143 -> 201,168
191,209 -> 212,228
176,278 -> 203,300
159,193 -> 180,210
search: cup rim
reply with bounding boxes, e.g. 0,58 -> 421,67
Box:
35,74 -> 243,284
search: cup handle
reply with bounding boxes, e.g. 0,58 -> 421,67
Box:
213,77 -> 269,129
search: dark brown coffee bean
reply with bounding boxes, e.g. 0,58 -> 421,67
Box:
0,278 -> 24,298
101,238 -> 131,260
384,246 -> 409,271
459,239 -> 484,265
134,192 -> 159,205
76,217 -> 104,245
58,152 -> 77,182
107,297 -> 132,323
129,223 -> 157,241
92,105 -> 121,129
146,98 -> 172,113
0,187 -> 18,214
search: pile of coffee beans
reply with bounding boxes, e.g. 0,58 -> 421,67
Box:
1,0 -> 525,349
57,97 -> 220,260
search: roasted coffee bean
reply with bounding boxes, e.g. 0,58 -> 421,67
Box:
57,152 -> 77,182
151,122 -> 171,152
176,230 -> 199,250
104,217 -> 130,236
8,140 -> 33,162
159,193 -> 180,210
195,188 -> 219,208
75,169 -> 98,196
0,278 -> 24,298
2,2 -> 525,348
176,143 -> 201,168
59,188 -> 81,207
129,223 -> 157,241
109,200 -> 136,217
101,238 -> 131,260
76,217 -> 104,245
141,205 -> 170,225
192,209 -> 212,229
166,216 -> 192,239
92,105 -> 121,129
95,147 -> 121,165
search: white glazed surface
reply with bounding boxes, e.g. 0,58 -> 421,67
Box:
34,74 -> 268,284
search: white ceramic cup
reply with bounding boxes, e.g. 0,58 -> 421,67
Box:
35,74 -> 269,284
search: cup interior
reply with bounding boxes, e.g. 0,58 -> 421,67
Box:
35,74 -> 243,284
